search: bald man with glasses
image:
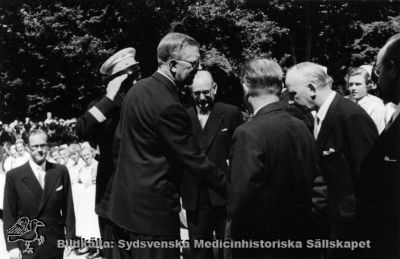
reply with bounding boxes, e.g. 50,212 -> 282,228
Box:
183,70 -> 243,259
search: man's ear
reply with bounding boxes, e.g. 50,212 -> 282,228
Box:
212,82 -> 218,95
169,60 -> 177,73
307,83 -> 317,100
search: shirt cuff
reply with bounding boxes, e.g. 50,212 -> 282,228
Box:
88,97 -> 116,122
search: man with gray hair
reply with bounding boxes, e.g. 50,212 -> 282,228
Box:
358,33 -> 400,259
109,32 -> 226,259
228,57 -> 316,259
285,62 -> 377,259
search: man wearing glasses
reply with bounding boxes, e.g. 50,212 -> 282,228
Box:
109,33 -> 226,259
183,70 -> 243,259
3,129 -> 75,259
358,33 -> 400,259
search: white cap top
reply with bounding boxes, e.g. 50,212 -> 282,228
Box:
100,47 -> 139,76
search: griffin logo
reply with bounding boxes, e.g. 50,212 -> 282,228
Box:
6,217 -> 46,254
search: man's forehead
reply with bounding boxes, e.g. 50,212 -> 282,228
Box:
29,134 -> 47,145
192,72 -> 213,88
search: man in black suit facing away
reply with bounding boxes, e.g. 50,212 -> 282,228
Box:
285,62 -> 378,259
3,129 -> 75,259
183,70 -> 243,259
108,32 -> 226,259
75,47 -> 140,259
358,34 -> 400,259
228,57 -> 316,259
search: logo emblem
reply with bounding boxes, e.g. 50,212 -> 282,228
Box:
7,217 -> 46,254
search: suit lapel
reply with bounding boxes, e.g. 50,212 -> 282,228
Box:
38,162 -> 60,215
21,162 -> 43,201
204,104 -> 223,150
384,114 -> 400,137
316,94 -> 341,155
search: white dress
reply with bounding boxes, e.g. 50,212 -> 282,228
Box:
75,160 -> 101,240
66,160 -> 84,237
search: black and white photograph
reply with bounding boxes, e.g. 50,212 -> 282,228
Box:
0,0 -> 399,259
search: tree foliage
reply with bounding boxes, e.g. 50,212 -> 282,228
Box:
0,0 -> 399,120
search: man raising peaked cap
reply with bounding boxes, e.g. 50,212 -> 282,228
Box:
100,47 -> 139,76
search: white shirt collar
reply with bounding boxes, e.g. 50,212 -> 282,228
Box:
253,106 -> 264,116
392,102 -> 400,122
29,158 -> 46,180
316,91 -> 336,123
29,158 -> 46,171
357,94 -> 370,105
157,70 -> 176,86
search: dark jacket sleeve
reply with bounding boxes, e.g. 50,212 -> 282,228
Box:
232,107 -> 244,130
3,173 -> 19,251
76,97 -> 116,139
62,167 -> 75,239
158,104 -> 226,197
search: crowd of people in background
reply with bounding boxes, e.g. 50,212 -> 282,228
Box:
0,113 -> 101,258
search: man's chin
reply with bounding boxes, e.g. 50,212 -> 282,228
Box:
33,157 -> 46,165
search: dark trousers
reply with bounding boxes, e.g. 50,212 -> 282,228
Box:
113,225 -> 180,259
187,190 -> 226,259
99,216 -> 122,259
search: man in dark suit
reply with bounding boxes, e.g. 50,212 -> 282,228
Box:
3,129 -> 75,259
228,57 -> 316,259
183,70 -> 242,259
75,47 -> 140,259
285,62 -> 378,259
108,33 -> 226,259
357,34 -> 400,259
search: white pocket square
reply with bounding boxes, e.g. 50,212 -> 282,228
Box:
221,128 -> 228,132
323,148 -> 336,156
56,186 -> 63,191
384,156 -> 397,162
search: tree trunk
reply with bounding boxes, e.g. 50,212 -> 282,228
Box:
288,32 -> 297,65
304,2 -> 313,61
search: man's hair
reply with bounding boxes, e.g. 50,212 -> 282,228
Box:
345,67 -> 371,85
287,62 -> 333,88
157,32 -> 200,66
383,33 -> 400,66
28,128 -> 48,143
240,57 -> 283,95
